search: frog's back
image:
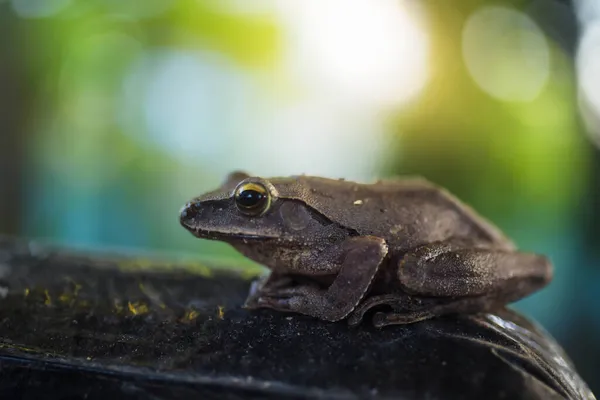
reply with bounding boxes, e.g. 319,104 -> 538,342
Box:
272,176 -> 514,251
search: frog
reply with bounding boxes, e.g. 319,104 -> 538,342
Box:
179,171 -> 552,328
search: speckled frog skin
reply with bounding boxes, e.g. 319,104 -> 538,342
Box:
180,172 -> 552,328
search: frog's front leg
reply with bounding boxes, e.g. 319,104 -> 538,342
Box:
372,240 -> 552,327
253,236 -> 388,322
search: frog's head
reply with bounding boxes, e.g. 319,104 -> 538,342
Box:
180,171 -> 347,245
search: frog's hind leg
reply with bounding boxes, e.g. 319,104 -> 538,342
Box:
357,241 -> 553,328
368,241 -> 553,328
397,241 -> 552,300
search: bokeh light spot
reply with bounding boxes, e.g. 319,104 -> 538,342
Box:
119,49 -> 258,165
462,6 -> 550,102
238,100 -> 389,181
576,0 -> 600,28
577,22 -> 600,143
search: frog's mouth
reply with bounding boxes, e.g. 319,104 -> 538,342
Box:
192,229 -> 278,241
182,222 -> 279,241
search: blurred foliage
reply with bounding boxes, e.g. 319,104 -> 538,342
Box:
390,2 -> 588,230
13,0 -> 280,261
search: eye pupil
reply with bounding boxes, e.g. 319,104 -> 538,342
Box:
237,190 -> 264,208
234,182 -> 271,216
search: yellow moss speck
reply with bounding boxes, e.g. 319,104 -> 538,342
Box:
44,290 -> 51,306
217,306 -> 225,320
183,309 -> 199,321
58,293 -> 71,303
0,343 -> 44,354
73,283 -> 82,296
127,301 -> 149,315
64,278 -> 82,296
24,288 -> 30,297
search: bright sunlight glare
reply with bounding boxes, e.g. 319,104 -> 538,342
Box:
575,0 -> 600,144
276,0 -> 430,110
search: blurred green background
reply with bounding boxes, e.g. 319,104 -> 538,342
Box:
1,0 -> 599,390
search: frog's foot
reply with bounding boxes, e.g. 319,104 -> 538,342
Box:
347,294 -> 407,326
243,273 -> 295,309
254,285 -> 336,320
349,297 -> 456,328
371,310 -> 435,328
242,280 -> 264,309
254,282 -> 365,322
251,294 -> 294,314
348,292 -> 444,327
367,295 -> 511,328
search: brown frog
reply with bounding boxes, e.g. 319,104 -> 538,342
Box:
179,172 -> 552,328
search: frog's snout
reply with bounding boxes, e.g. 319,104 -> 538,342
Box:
179,202 -> 199,231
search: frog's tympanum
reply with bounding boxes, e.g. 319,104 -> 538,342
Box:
180,172 -> 552,328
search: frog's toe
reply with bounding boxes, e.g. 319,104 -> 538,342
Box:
247,280 -> 264,298
260,293 -> 315,315
261,285 -> 308,296
256,295 -> 294,310
347,311 -> 365,327
372,310 -> 434,328
242,293 -> 261,309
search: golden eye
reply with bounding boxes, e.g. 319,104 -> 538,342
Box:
234,182 -> 271,216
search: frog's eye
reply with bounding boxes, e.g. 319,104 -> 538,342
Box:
234,182 -> 271,216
